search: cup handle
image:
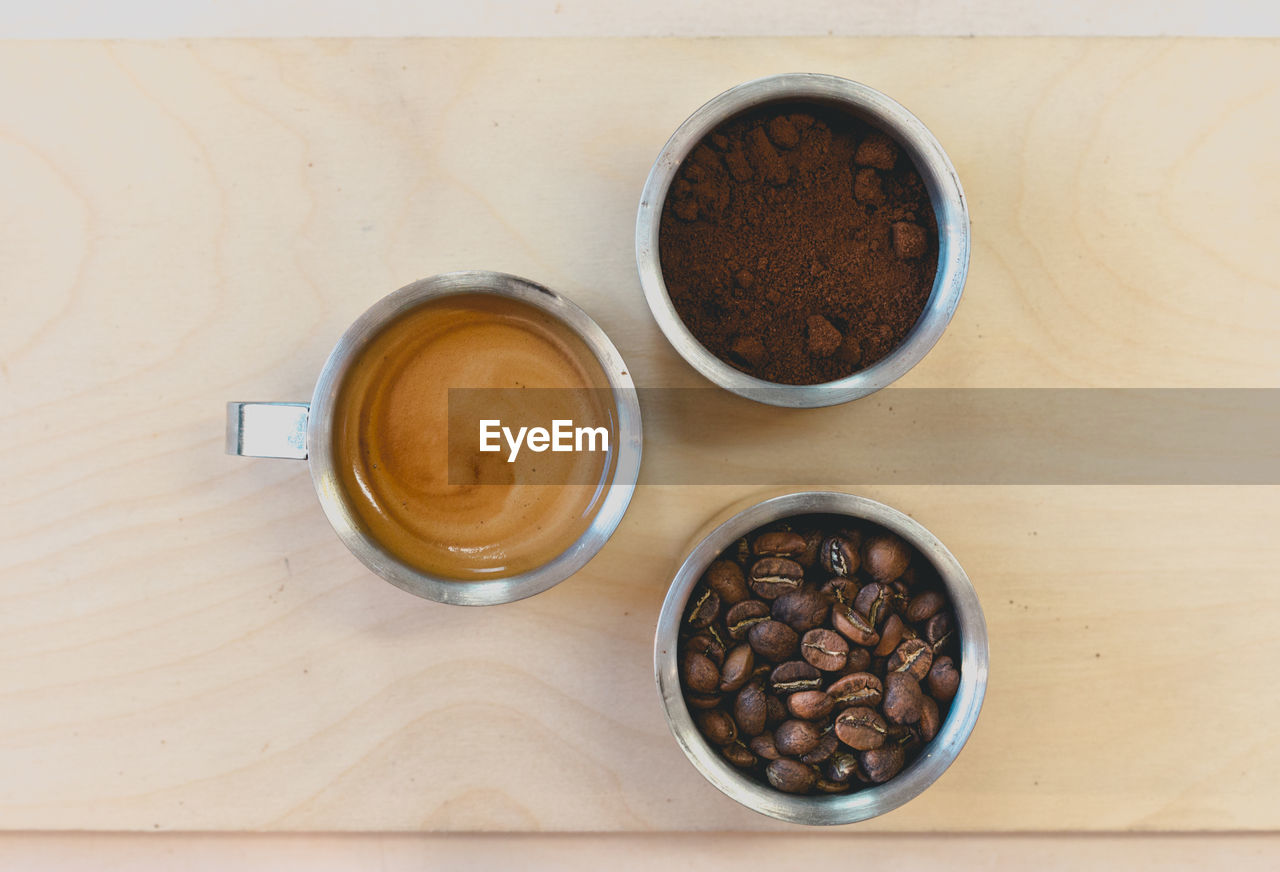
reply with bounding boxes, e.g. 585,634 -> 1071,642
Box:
225,402 -> 310,459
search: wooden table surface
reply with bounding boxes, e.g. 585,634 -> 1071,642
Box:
1,37 -> 1278,833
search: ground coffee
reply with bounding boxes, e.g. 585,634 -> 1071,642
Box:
659,104 -> 938,385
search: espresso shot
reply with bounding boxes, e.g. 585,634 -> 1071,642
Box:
331,292 -> 619,581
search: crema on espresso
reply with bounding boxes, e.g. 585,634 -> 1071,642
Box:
332,293 -> 616,580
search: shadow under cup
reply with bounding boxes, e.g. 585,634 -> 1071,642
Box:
305,272 -> 642,606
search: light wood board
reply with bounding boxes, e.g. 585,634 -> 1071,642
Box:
0,38 -> 1278,832
5,832 -> 1280,870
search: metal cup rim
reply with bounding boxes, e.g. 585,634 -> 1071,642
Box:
653,490 -> 989,824
635,73 -> 971,408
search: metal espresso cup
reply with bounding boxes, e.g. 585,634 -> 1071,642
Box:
226,271 -> 643,606
636,73 -> 970,408
654,491 -> 988,824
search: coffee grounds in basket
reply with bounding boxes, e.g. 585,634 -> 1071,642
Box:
658,104 -> 939,385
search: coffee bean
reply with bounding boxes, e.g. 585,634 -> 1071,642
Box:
860,745 -> 905,783
748,557 -> 805,599
888,638 -> 933,680
882,672 -> 924,725
704,559 -> 751,606
819,576 -> 858,606
800,729 -> 839,765
824,752 -> 862,784
853,583 -> 892,629
764,693 -> 787,728
800,628 -> 849,671
889,594 -> 911,622
697,709 -> 737,745
893,562 -> 915,587
843,646 -> 872,674
886,723 -> 921,751
874,614 -> 905,657
862,533 -> 910,583
749,731 -> 782,761
719,643 -> 755,693
748,620 -> 799,661
832,605 -> 879,647
685,633 -> 725,667
704,624 -> 728,654
685,692 -> 722,710
820,536 -> 859,577
906,590 -> 946,623
725,600 -> 771,640
766,758 -> 816,794
723,741 -> 756,768
787,690 -> 834,721
733,682 -> 767,736
753,531 -> 807,558
797,530 -> 823,569
679,514 -> 961,798
772,588 -> 830,632
919,695 -> 941,741
924,611 -> 953,649
681,651 -> 720,694
834,706 -> 887,751
927,655 -> 960,703
775,719 -> 822,756
769,660 -> 822,695
685,588 -> 720,629
827,672 -> 883,709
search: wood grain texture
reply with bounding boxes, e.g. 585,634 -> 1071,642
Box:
0,38 -> 1278,832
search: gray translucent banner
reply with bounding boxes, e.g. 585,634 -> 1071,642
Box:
449,389 -> 1280,485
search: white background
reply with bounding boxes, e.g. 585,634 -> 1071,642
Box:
1,0 -> 1278,38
